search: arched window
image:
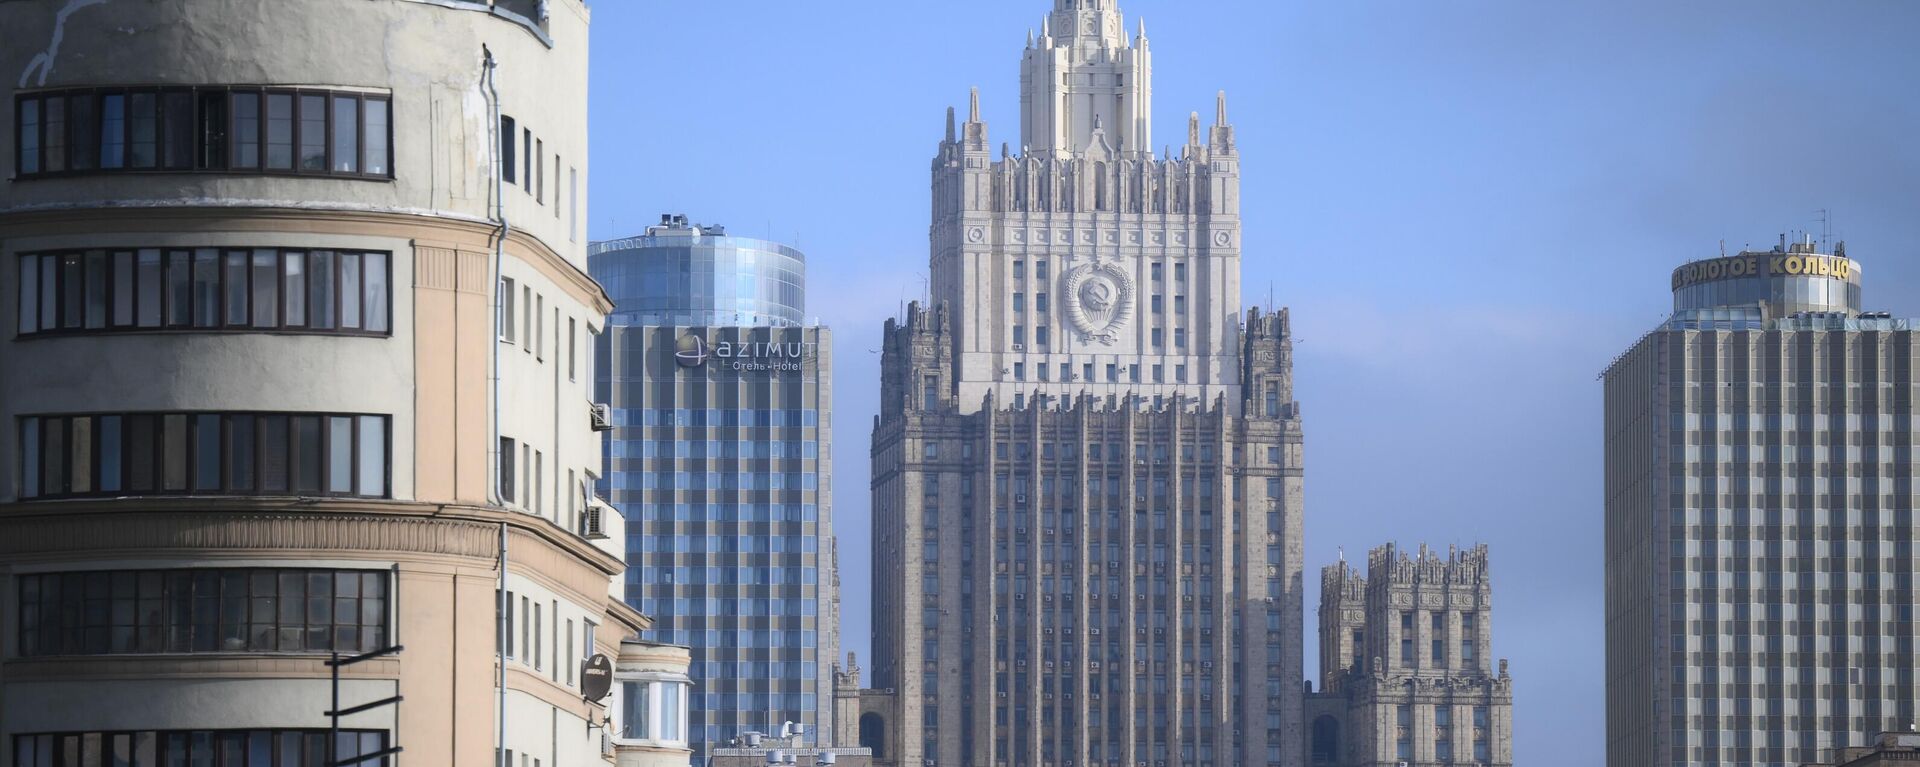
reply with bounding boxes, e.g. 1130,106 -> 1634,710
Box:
1093,162 -> 1108,211
1311,715 -> 1340,763
859,713 -> 887,759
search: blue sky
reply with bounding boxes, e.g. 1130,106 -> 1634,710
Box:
588,1 -> 1920,762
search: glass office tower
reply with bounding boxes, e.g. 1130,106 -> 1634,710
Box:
591,215 -> 837,760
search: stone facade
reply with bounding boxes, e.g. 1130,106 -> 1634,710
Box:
868,4 -> 1302,765
0,2 -> 668,765
1801,733 -> 1920,767
1306,545 -> 1514,767
1605,242 -> 1920,767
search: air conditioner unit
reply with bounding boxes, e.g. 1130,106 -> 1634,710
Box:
1012,343 -> 1025,352
1089,628 -> 1101,636
997,691 -> 1008,699
1202,661 -> 1214,669
590,403 -> 613,432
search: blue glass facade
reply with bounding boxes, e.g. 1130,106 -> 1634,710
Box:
590,217 -> 805,328
590,219 -> 835,761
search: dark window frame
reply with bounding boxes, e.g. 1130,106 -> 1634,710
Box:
19,411 -> 391,500
12,729 -> 390,767
17,568 -> 391,658
14,247 -> 392,339
14,86 -> 393,181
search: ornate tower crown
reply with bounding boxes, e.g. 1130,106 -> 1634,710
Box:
1024,0 -> 1150,156
1045,0 -> 1128,49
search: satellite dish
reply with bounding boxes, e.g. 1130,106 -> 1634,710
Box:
581,654 -> 613,702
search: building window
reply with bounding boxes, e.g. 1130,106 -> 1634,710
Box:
19,412 -> 389,500
499,437 -> 517,503
500,115 -> 517,183
618,680 -> 691,746
13,730 -> 390,767
16,249 -> 390,337
15,87 -> 391,179
18,568 -> 389,656
1035,326 -> 1049,345
1173,327 -> 1187,348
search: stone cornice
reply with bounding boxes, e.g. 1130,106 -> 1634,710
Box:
0,205 -> 612,314
0,499 -> 627,579
5,655 -> 401,682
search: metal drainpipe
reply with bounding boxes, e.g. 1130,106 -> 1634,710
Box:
484,44 -> 511,767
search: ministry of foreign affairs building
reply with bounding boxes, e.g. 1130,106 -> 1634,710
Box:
865,2 -> 1305,766
1606,239 -> 1920,767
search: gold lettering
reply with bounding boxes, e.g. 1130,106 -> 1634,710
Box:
1785,256 -> 1803,275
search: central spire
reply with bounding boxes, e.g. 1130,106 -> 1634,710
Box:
1023,0 -> 1150,155
1044,0 -> 1127,49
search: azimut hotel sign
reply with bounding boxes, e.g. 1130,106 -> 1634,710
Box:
668,331 -> 819,375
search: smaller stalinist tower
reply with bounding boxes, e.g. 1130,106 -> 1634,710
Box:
1305,544 -> 1514,767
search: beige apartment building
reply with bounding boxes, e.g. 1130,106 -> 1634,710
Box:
0,2 -> 687,766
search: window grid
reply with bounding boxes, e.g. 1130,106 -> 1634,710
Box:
15,249 -> 391,337
18,412 -> 390,500
17,568 -> 389,657
14,87 -> 392,179
14,730 -> 389,767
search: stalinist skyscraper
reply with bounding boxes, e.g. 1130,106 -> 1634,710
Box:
867,2 -> 1305,766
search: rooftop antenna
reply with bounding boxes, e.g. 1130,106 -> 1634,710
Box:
1816,209 -> 1832,252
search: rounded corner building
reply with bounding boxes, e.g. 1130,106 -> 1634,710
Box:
0,2 -> 693,766
1606,235 -> 1920,767
589,215 -> 840,758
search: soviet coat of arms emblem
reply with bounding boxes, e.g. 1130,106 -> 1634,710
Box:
1062,262 -> 1135,344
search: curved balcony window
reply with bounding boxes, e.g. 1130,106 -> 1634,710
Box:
17,568 -> 389,657
13,86 -> 390,180
617,679 -> 691,748
15,248 -> 390,337
19,412 -> 389,500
